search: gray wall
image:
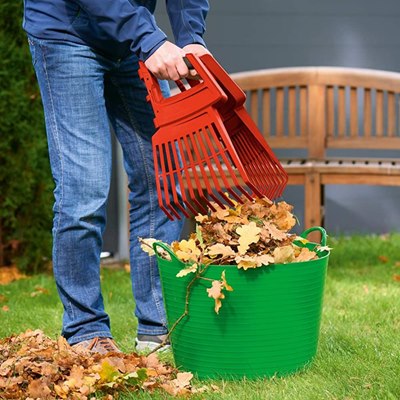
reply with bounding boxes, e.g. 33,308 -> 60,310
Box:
103,0 -> 400,256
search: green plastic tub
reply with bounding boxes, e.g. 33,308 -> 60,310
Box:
154,226 -> 330,380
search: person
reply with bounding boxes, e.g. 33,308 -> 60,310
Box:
23,0 -> 210,353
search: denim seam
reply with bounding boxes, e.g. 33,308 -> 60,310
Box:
137,327 -> 167,335
110,75 -> 167,328
40,43 -> 73,320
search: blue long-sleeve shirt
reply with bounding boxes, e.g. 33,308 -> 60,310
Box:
23,0 -> 209,60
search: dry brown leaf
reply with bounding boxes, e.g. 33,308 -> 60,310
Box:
0,266 -> 26,285
0,329 -> 204,398
262,221 -> 287,241
234,255 -> 258,270
176,263 -> 198,277
378,255 -> 389,263
28,378 -> 52,398
206,243 -> 236,258
255,253 -> 275,266
174,239 -> 201,262
295,247 -> 318,262
273,245 -> 295,264
221,270 -> 233,292
174,371 -> 193,389
236,222 -> 261,254
30,286 -> 50,297
206,280 -> 224,313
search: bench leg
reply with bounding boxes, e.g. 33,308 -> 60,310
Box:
304,172 -> 323,242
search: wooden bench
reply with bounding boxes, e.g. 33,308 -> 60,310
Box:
231,67 -> 400,229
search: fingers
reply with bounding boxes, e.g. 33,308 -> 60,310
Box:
182,44 -> 211,58
145,41 -> 189,80
144,42 -> 212,81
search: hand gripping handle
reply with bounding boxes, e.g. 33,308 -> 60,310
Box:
138,53 -> 228,126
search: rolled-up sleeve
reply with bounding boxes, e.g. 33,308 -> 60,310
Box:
75,0 -> 168,60
166,0 -> 209,48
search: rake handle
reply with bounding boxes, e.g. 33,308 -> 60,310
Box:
138,54 -> 228,127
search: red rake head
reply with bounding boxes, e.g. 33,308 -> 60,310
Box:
140,54 -> 288,220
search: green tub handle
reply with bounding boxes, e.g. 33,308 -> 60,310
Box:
300,226 -> 327,246
153,241 -> 181,263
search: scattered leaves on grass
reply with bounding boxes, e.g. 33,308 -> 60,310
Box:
378,255 -> 389,263
0,329 -> 213,399
392,274 -> 400,282
0,266 -> 26,285
30,286 -> 50,297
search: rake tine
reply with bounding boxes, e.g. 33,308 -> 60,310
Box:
181,134 -> 214,214
234,131 -> 270,194
154,143 -> 180,220
204,121 -> 247,204
164,141 -> 190,218
158,143 -> 182,220
195,126 -> 234,208
176,136 -> 209,215
214,118 -> 260,201
234,123 -> 284,199
170,138 -> 200,216
186,129 -> 224,210
199,124 -> 239,207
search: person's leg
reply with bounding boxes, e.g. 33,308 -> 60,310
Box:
27,36 -> 114,344
104,55 -> 184,339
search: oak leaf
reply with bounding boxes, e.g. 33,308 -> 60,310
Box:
273,245 -> 295,264
174,371 -> 193,388
174,238 -> 201,262
255,253 -> 275,266
221,270 -> 234,292
195,214 -> 208,223
262,221 -> 287,241
139,238 -> 171,260
176,262 -> 198,277
234,255 -> 258,270
205,271 -> 234,313
295,247 -> 317,262
236,222 -> 261,254
269,201 -> 296,231
27,379 -> 52,399
206,243 -> 236,258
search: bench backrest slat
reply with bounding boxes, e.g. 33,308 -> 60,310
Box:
232,67 -> 400,159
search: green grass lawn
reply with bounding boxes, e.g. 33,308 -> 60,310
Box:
1,234 -> 399,399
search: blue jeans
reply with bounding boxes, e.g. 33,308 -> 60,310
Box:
27,36 -> 184,344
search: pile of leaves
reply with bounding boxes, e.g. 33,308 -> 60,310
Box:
0,329 -> 211,399
141,196 -> 327,313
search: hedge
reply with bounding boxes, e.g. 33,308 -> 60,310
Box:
0,2 -> 53,272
